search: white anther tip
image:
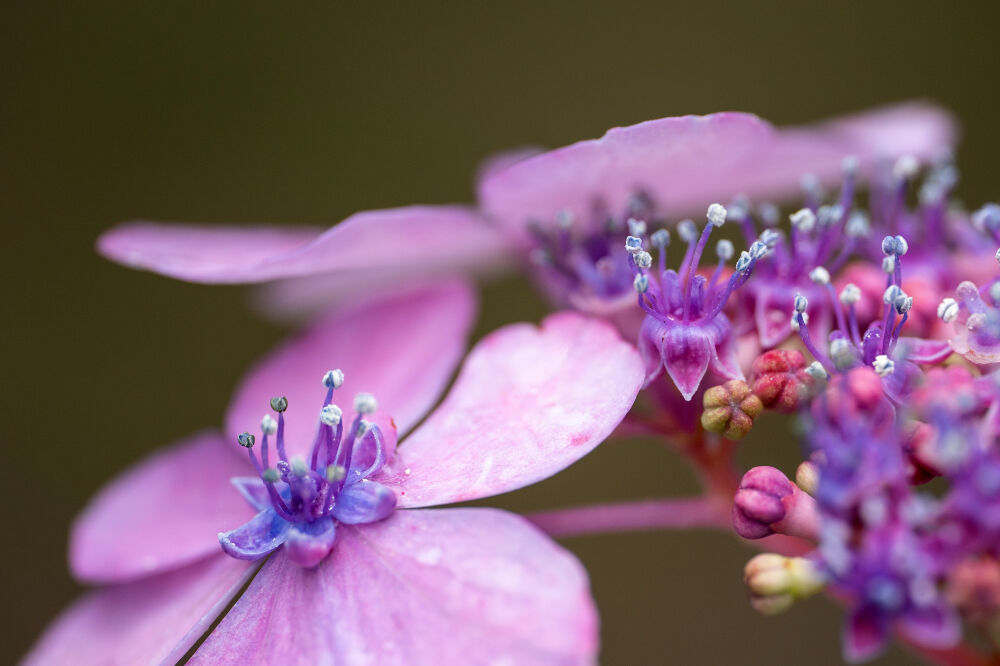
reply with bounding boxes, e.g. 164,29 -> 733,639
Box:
261,414 -> 277,436
354,393 -> 377,415
789,208 -> 816,233
320,404 -> 343,426
634,251 -> 653,269
840,284 -> 861,306
937,297 -> 959,323
323,369 -> 345,389
808,266 -> 831,286
715,239 -> 734,261
873,355 -> 895,377
706,203 -> 727,227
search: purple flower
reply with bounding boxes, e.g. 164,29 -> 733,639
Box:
475,103 -> 956,321
26,282 -> 645,665
627,205 -> 764,400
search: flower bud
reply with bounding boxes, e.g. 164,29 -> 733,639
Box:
732,466 -> 820,540
700,380 -> 763,440
744,554 -> 825,615
750,349 -> 812,412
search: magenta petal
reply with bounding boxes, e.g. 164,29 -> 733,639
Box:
98,206 -> 513,284
754,289 -> 794,349
190,508 -> 598,666
227,281 -> 476,460
70,431 -> 255,584
383,312 -> 644,508
24,553 -> 256,666
843,608 -> 890,663
479,103 -> 955,237
332,479 -> 397,525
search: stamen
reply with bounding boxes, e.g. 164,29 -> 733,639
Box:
320,404 -> 343,426
938,297 -> 959,323
323,369 -> 345,389
625,236 -> 643,253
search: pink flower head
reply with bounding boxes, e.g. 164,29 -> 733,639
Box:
27,282 -> 644,665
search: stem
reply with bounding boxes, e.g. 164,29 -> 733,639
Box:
527,496 -> 731,538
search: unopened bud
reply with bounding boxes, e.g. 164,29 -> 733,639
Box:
744,554 -> 825,615
701,380 -> 763,440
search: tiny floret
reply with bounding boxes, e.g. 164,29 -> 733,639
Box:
354,392 -> 377,414
624,235 -> 643,253
840,284 -> 861,306
707,203 -> 728,227
938,297 -> 959,323
650,228 -> 670,248
261,415 -> 277,436
808,266 -> 830,285
270,396 -> 288,413
320,404 -> 343,426
237,432 -> 255,448
789,208 -> 816,233
634,251 -> 653,269
716,239 -> 734,261
323,369 -> 345,389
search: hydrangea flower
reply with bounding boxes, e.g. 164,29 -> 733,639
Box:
26,282 -> 644,665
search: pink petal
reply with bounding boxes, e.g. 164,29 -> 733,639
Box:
843,608 -> 890,663
190,508 -> 598,666
478,102 -> 956,238
24,553 -> 256,666
382,311 -> 643,508
659,324 -> 713,402
98,206 -> 513,284
226,281 -> 476,460
70,431 -> 254,584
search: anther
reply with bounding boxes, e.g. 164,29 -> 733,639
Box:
237,432 -> 255,448
625,235 -> 643,253
882,256 -> 896,274
735,251 -> 752,273
892,155 -> 919,181
894,292 -> 913,315
320,404 -> 343,426
873,355 -> 895,377
760,229 -> 782,248
633,274 -> 649,293
793,294 -> 809,314
841,155 -> 859,176
716,239 -> 734,261
938,298 -> 959,323
789,208 -> 816,233
650,228 -> 670,248
290,456 -> 308,477
881,235 -> 908,256
840,284 -> 861,306
883,285 -> 902,305
845,212 -> 871,238
270,396 -> 288,413
808,266 -> 830,285
354,393 -> 377,414
995,247 -> 1000,265
325,465 -> 347,483
261,415 -> 277,436
758,203 -> 779,227
972,204 -> 1000,231
706,203 -> 728,227
804,361 -> 827,381
323,369 -> 345,389
677,220 -> 698,243
262,468 -> 280,483
749,240 -> 768,260
555,210 -> 573,229
830,338 -> 854,368
627,218 -> 647,236
634,251 -> 652,269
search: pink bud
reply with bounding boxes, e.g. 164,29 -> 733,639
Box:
732,466 -> 819,541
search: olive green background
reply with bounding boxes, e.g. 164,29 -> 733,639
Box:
4,2 -> 998,664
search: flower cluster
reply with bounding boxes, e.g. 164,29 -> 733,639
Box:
28,102 -> 1000,665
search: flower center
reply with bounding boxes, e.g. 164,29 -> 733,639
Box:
237,370 -> 387,525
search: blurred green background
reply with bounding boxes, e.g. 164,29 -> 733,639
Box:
4,2 -> 998,663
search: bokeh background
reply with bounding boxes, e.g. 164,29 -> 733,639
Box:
5,3 -> 999,663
